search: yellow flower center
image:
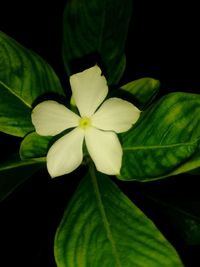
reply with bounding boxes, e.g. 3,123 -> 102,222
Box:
79,117 -> 91,129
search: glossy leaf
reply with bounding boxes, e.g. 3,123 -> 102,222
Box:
63,0 -> 132,85
55,168 -> 184,267
119,92 -> 200,181
0,156 -> 45,201
0,31 -> 65,105
121,77 -> 160,109
0,81 -> 34,137
20,132 -> 52,160
0,31 -> 65,137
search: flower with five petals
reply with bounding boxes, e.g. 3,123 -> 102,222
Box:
31,66 -> 140,178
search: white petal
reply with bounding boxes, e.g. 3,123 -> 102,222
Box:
47,128 -> 84,178
85,127 -> 122,175
31,100 -> 80,136
92,97 -> 141,133
70,66 -> 108,117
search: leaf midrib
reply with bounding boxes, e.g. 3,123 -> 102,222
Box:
0,80 -> 32,108
97,0 -> 106,52
0,157 -> 46,171
90,166 -> 122,267
123,138 -> 200,151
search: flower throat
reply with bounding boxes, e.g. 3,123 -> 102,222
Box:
79,117 -> 91,129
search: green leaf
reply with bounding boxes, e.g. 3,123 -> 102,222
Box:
54,168 -> 184,267
63,0 -> 132,85
187,167 -> 200,176
121,78 -> 160,109
119,92 -> 200,181
160,200 -> 200,245
143,191 -> 200,245
0,81 -> 34,137
0,156 -> 45,201
20,132 -> 52,160
0,31 -> 65,105
0,31 -> 65,137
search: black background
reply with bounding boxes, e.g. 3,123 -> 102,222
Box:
0,0 -> 200,266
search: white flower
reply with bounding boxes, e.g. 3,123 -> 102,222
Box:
31,66 -> 140,178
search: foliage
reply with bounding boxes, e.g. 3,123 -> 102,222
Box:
0,0 -> 199,266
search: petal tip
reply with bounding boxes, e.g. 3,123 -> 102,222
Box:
47,161 -> 73,178
96,167 -> 121,176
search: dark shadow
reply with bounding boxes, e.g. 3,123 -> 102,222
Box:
32,92 -> 68,108
67,52 -> 107,77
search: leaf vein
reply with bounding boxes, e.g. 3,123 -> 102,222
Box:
0,80 -> 32,108
123,138 -> 200,151
90,164 -> 122,267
